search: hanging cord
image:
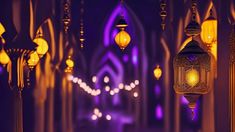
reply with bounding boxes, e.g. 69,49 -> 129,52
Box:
80,0 -> 85,49
160,0 -> 167,30
120,0 -> 124,17
191,0 -> 197,21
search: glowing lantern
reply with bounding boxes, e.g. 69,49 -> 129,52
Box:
154,65 -> 162,80
0,23 -> 5,36
33,32 -> 49,57
115,30 -> 131,50
0,48 -> 10,65
201,8 -> 217,60
65,56 -> 74,73
27,51 -> 40,68
173,40 -> 211,115
201,9 -> 217,45
66,56 -> 74,68
115,16 -> 131,50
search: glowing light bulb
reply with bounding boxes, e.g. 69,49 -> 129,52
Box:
105,86 -> 110,91
94,108 -> 100,115
98,112 -> 102,118
130,83 -> 135,88
118,83 -> 124,89
113,88 -> 119,93
106,115 -> 112,120
92,76 -> 97,83
133,92 -> 138,98
91,114 -> 97,120
104,76 -> 109,83
185,69 -> 199,87
72,77 -> 78,83
0,48 -> 10,65
134,80 -> 139,85
110,90 -> 114,95
125,85 -> 132,91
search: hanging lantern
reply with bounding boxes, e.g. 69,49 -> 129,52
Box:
173,40 -> 211,116
153,65 -> 162,80
0,23 -> 5,36
65,56 -> 74,73
0,48 -> 10,65
33,32 -> 49,57
114,0 -> 131,50
27,51 -> 40,68
201,9 -> 217,45
115,29 -> 131,50
201,8 -> 217,60
173,0 -> 212,119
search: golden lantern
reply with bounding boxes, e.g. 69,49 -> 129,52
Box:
115,15 -> 131,50
115,29 -> 131,50
0,48 -> 10,65
173,39 -> 211,116
66,56 -> 74,68
154,65 -> 162,80
0,23 -> 5,36
27,51 -> 40,68
201,9 -> 217,45
173,0 -> 211,118
33,32 -> 49,57
201,8 -> 217,60
65,56 -> 74,73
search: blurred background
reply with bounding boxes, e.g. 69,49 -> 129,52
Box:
0,0 -> 234,132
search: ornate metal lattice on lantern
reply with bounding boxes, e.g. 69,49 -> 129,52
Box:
173,0 -> 211,119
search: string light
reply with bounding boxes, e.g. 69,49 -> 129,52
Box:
106,115 -> 112,120
104,76 -> 110,83
68,75 -> 140,97
133,92 -> 139,98
92,76 -> 97,83
105,86 -> 111,91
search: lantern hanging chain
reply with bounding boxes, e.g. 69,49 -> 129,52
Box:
80,0 -> 85,49
160,0 -> 167,30
191,0 -> 197,21
120,0 -> 124,17
62,0 -> 71,34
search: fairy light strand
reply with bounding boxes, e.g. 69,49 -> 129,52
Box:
68,75 -> 140,97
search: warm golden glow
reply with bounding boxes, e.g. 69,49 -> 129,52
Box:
185,69 -> 199,87
0,23 -> 5,36
154,65 -> 162,80
28,51 -> 39,67
33,37 -> 49,57
66,57 -> 74,68
0,48 -> 10,65
115,30 -> 131,50
201,19 -> 217,44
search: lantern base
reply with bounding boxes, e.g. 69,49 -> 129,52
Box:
184,94 -> 200,120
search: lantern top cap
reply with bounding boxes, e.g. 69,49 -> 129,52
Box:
116,16 -> 128,28
206,9 -> 216,21
185,20 -> 201,36
179,40 -> 208,55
